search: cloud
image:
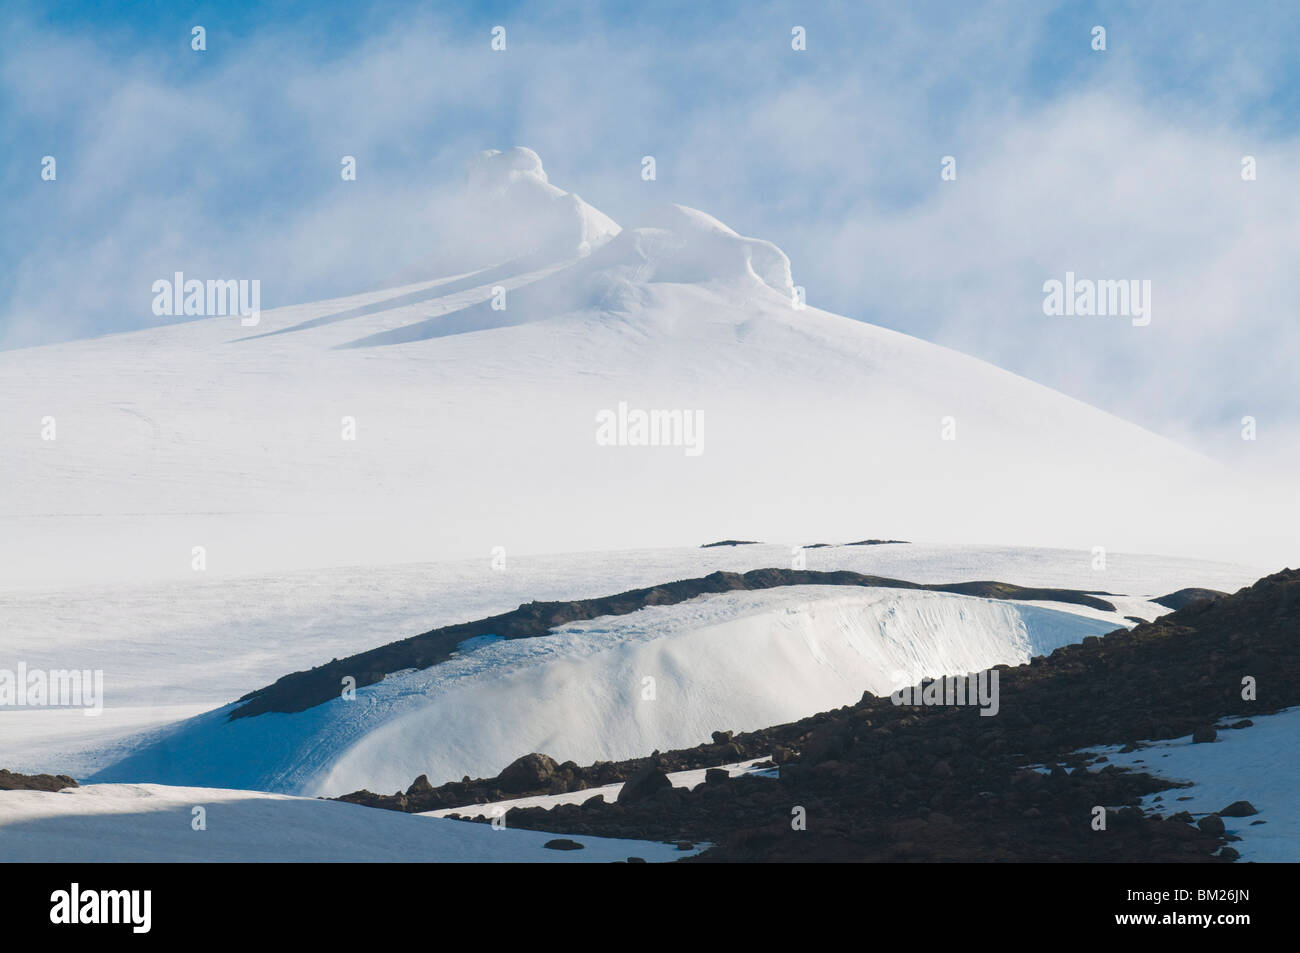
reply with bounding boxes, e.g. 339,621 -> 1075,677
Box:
2,0 -> 1298,474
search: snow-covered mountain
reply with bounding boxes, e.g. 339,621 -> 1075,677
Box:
1,147 -> 1287,591
2,148 -> 1295,862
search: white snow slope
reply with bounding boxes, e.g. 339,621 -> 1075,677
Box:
1,541 -> 1259,780
0,149 -> 1293,591
92,585 -> 1124,797
0,782 -> 697,863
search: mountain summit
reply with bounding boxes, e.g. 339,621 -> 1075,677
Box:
0,149 -> 1281,585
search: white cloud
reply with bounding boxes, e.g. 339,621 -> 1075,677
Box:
3,2 -> 1298,476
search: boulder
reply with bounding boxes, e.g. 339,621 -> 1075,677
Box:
1197,814 -> 1225,835
617,762 -> 673,804
1219,800 -> 1258,817
497,753 -> 559,792
543,839 -> 584,851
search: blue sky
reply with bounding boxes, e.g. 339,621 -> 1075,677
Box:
3,0 -> 1299,461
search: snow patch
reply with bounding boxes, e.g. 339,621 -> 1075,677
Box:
1082,707 -> 1300,862
0,783 -> 696,862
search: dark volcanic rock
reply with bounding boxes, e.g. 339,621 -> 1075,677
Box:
0,769 -> 78,792
1152,588 -> 1228,611
406,774 -> 435,797
1192,726 -> 1217,744
543,838 -> 584,851
617,763 -> 672,805
1220,800 -> 1258,817
498,753 -> 559,792
1197,814 -> 1226,835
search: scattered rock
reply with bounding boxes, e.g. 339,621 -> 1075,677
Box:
543,838 -> 584,851
497,753 -> 559,792
1220,800 -> 1258,817
1197,814 -> 1225,835
0,769 -> 79,792
1151,588 -> 1227,611
617,762 -> 673,805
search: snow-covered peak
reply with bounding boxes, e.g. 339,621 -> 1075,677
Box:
643,203 -> 794,297
457,150 -> 792,299
465,146 -> 551,190
582,202 -> 795,303
460,147 -> 621,263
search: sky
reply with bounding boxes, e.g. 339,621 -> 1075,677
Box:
3,0 -> 1299,466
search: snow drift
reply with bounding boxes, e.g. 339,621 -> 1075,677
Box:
91,586 -> 1121,797
0,541 -> 1253,780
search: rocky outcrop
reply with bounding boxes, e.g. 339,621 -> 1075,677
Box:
497,754 -> 560,793
0,769 -> 78,792
1152,588 -> 1228,611
616,762 -> 672,805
